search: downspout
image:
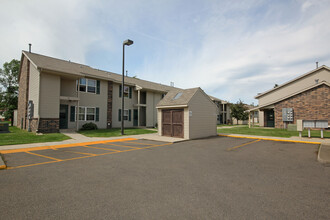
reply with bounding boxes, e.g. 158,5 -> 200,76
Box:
36,70 -> 41,133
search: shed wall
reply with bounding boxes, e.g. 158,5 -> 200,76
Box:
188,90 -> 217,139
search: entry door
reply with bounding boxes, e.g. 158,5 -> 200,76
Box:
265,109 -> 274,127
59,104 -> 68,129
133,109 -> 138,126
162,109 -> 184,138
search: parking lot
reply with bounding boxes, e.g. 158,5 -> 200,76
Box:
1,136 -> 329,219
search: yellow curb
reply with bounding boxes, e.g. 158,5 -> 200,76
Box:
0,164 -> 6,169
0,138 -> 137,154
218,134 -> 321,145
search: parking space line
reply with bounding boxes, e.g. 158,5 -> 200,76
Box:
63,151 -> 98,156
125,141 -> 155,146
81,145 -> 122,152
0,138 -> 138,154
26,151 -> 63,161
104,143 -> 142,149
226,139 -> 261,151
5,141 -> 173,170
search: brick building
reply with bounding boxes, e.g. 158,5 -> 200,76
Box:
248,65 -> 330,128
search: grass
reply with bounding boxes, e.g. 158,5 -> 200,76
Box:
218,125 -> 330,138
78,128 -> 157,137
0,126 -> 71,146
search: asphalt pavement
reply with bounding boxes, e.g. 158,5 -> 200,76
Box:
1,136 -> 329,219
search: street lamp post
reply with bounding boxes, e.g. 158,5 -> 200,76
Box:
121,39 -> 134,135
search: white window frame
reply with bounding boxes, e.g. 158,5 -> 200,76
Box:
78,78 -> 96,94
123,86 -> 129,97
123,109 -> 129,121
76,106 -> 96,121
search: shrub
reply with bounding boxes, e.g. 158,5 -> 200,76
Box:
80,122 -> 98,130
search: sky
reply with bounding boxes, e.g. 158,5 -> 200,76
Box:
1,0 -> 330,105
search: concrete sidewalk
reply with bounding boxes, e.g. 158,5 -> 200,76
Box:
318,144 -> 330,164
0,131 -> 187,151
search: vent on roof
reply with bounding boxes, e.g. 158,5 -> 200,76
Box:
173,92 -> 183,100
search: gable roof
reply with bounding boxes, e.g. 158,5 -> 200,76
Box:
249,81 -> 330,112
156,87 -> 217,109
21,51 -> 180,93
255,65 -> 330,99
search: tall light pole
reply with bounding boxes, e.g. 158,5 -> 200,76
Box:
121,39 -> 134,135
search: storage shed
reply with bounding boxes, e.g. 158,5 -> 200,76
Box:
156,87 -> 218,139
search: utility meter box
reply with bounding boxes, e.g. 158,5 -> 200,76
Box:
296,119 -> 303,132
303,120 -> 315,128
282,108 -> 294,122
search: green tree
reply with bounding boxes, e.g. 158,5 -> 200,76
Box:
0,59 -> 20,125
230,100 -> 249,125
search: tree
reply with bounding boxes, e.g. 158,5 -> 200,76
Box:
230,100 -> 249,125
0,59 -> 20,125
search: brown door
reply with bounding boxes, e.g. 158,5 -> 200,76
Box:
162,109 -> 184,138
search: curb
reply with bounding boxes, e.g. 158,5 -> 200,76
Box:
218,134 -> 321,145
0,153 -> 7,169
317,144 -> 330,164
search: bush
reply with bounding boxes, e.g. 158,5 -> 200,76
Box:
80,122 -> 98,130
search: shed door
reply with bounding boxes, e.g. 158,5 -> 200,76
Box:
162,109 -> 184,138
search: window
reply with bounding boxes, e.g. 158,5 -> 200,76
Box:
78,78 -> 99,94
123,109 -> 129,120
76,106 -> 98,121
173,92 -> 183,100
79,107 -> 86,121
86,108 -> 95,121
79,78 -> 86,92
123,86 -> 129,97
87,79 -> 96,93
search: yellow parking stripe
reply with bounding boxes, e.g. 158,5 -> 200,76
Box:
227,139 -> 261,151
81,145 -> 121,152
26,151 -> 62,161
219,134 -> 321,145
63,151 -> 97,156
104,143 -> 142,149
4,142 -> 173,170
0,138 -> 138,154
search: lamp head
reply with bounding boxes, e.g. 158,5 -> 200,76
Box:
123,39 -> 134,46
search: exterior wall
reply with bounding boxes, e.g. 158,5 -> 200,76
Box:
258,69 -> 330,106
157,109 -> 162,136
188,91 -> 217,139
60,78 -> 76,97
111,83 -> 137,128
107,81 -> 113,128
76,79 -> 108,129
39,73 -> 61,118
184,108 -> 189,139
28,63 -> 40,118
146,92 -> 162,127
259,110 -> 264,127
274,84 -> 330,128
17,56 -> 30,129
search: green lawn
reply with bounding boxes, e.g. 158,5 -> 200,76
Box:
0,126 -> 71,146
78,128 -> 157,137
218,126 -> 330,138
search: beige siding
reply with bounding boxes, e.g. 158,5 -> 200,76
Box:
39,73 -> 60,118
258,69 -> 330,106
146,92 -> 162,127
188,90 -> 217,139
259,110 -> 264,127
77,80 -> 108,129
60,78 -> 77,97
157,109 -> 162,136
184,108 -> 189,139
112,83 -> 137,128
28,63 -> 40,117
